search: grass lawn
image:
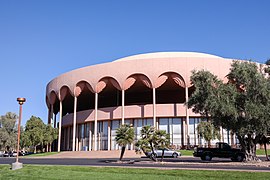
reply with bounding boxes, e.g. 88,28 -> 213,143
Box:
179,149 -> 270,156
22,152 -> 59,157
0,165 -> 269,180
179,150 -> 193,156
256,149 -> 270,156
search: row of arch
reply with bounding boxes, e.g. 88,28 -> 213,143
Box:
47,72 -> 195,116
47,72 -> 195,152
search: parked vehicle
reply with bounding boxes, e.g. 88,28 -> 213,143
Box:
147,148 -> 181,158
3,151 -> 12,157
193,142 -> 245,162
0,151 -> 4,157
2,151 -> 18,157
19,151 -> 28,156
12,152 -> 18,157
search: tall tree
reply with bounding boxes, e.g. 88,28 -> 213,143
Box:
265,59 -> 270,65
24,116 -> 46,153
20,126 -> 27,150
188,61 -> 270,162
43,125 -> 58,152
0,112 -> 17,151
187,70 -> 221,119
196,121 -> 220,147
115,124 -> 135,161
265,59 -> 270,75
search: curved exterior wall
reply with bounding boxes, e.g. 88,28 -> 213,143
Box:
46,52 -> 242,152
46,52 -> 232,97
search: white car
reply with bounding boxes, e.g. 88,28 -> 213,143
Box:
0,151 -> 4,157
147,148 -> 181,158
12,152 -> 18,157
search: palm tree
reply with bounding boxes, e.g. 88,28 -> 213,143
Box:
153,130 -> 170,162
115,124 -> 135,161
141,125 -> 156,159
135,138 -> 151,157
136,125 -> 159,161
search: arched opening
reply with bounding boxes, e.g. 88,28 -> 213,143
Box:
60,86 -> 74,116
49,91 -> 60,115
125,74 -> 152,105
156,72 -> 185,104
97,77 -> 121,108
76,81 -> 95,112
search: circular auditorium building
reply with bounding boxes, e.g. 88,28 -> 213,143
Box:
46,52 -> 239,152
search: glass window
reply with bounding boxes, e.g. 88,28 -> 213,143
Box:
172,118 -> 181,134
159,118 -> 168,132
125,120 -> 131,125
136,119 -> 143,137
80,124 -> 85,138
145,119 -> 153,126
85,123 -> 90,138
103,121 -> 108,136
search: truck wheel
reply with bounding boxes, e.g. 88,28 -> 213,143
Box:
235,154 -> 244,162
172,153 -> 178,158
204,154 -> 212,161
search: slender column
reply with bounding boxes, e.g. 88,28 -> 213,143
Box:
67,126 -> 70,150
182,119 -> 186,147
89,130 -> 92,151
15,103 -> 23,163
54,113 -> 57,128
50,104 -> 54,126
121,90 -> 125,125
50,112 -> 56,151
153,88 -> 156,127
76,124 -> 79,151
194,120 -> 196,145
185,86 -> 189,146
47,104 -> 53,151
64,128 -> 67,150
98,133 -> 101,150
107,121 -> 111,150
94,93 -> 98,151
47,104 -> 51,124
72,96 -> 77,151
57,101 -> 62,152
130,119 -> 134,150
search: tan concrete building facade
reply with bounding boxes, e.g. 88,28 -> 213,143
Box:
46,52 -> 240,152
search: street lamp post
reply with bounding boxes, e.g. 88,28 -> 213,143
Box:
11,97 -> 26,170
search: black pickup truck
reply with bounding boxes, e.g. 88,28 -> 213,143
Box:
193,142 -> 245,161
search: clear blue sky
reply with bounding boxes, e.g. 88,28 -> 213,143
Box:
0,0 -> 269,125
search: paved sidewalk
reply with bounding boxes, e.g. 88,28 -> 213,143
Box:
43,150 -> 142,159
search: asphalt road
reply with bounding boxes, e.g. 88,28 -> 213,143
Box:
1,157 -> 269,172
